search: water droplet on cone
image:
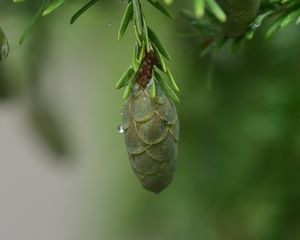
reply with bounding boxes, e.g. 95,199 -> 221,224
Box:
117,125 -> 124,133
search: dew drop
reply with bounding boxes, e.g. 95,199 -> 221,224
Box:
117,124 -> 124,133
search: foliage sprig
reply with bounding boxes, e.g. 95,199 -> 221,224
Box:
116,0 -> 180,102
165,0 -> 226,22
4,0 -> 300,60
180,0 -> 300,55
9,0 -> 179,101
13,0 -> 100,45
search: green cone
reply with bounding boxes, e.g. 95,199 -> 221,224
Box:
121,83 -> 179,193
216,0 -> 261,37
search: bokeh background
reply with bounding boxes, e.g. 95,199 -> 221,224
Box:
1,1 -> 300,240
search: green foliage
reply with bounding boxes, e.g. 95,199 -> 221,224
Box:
19,0 -> 48,45
118,1 -> 133,40
155,69 -> 179,103
169,0 -> 227,22
12,0 -> 179,101
14,0 -> 100,44
13,0 -> 300,76
70,0 -> 100,24
181,0 -> 300,55
42,0 -> 68,16
116,66 -> 135,90
147,0 -> 174,19
116,0 -> 179,101
9,0 -> 300,58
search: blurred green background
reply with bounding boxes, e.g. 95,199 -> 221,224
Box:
1,1 -> 300,240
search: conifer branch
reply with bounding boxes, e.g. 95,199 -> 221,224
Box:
117,0 -> 179,101
181,0 -> 300,55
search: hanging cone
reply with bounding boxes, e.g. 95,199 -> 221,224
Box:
121,82 -> 179,193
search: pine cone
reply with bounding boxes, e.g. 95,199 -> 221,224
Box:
216,0 -> 261,37
121,83 -> 179,193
